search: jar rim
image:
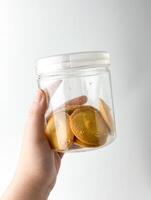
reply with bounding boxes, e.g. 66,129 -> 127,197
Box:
35,51 -> 110,76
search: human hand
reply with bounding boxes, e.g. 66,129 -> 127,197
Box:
2,81 -> 63,200
2,81 -> 87,200
16,91 -> 62,194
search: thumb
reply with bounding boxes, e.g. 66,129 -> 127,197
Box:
25,89 -> 47,141
25,80 -> 62,142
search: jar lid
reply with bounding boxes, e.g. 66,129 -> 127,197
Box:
36,51 -> 110,76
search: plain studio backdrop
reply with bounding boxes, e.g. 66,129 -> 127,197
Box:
0,0 -> 151,200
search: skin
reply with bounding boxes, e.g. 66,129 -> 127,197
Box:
1,81 -> 87,200
1,87 -> 62,200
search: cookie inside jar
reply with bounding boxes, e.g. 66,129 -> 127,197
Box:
45,98 -> 114,152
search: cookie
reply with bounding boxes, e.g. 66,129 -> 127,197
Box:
99,99 -> 114,131
74,137 -> 97,147
70,106 -> 109,146
45,111 -> 74,151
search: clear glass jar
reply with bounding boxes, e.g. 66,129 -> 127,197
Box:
35,51 -> 116,153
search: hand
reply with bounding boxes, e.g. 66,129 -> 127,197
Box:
2,81 -> 87,200
2,81 -> 63,200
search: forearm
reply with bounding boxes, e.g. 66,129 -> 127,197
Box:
1,175 -> 50,200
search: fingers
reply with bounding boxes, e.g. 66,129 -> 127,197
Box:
46,95 -> 87,120
57,95 -> 87,109
26,81 -> 62,141
54,152 -> 64,173
57,152 -> 64,159
25,90 -> 47,141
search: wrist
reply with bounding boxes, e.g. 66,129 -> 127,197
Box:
4,174 -> 51,200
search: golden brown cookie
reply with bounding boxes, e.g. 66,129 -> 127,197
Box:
74,135 -> 107,148
45,111 -> 74,151
70,106 -> 109,146
99,99 -> 114,131
63,105 -> 82,115
46,95 -> 87,121
46,105 -> 82,122
74,137 -> 97,148
51,105 -> 82,116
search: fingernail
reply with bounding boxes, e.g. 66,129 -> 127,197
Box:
34,90 -> 43,103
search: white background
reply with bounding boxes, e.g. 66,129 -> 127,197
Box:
0,0 -> 151,199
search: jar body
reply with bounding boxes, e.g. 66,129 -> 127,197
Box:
36,53 -> 116,152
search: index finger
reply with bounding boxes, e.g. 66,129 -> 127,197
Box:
46,95 -> 87,121
56,95 -> 87,110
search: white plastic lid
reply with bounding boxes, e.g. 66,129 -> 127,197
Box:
36,51 -> 110,76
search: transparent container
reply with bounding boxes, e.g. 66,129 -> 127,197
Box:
35,51 -> 116,153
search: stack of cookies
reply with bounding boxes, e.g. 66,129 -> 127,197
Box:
45,99 -> 114,152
